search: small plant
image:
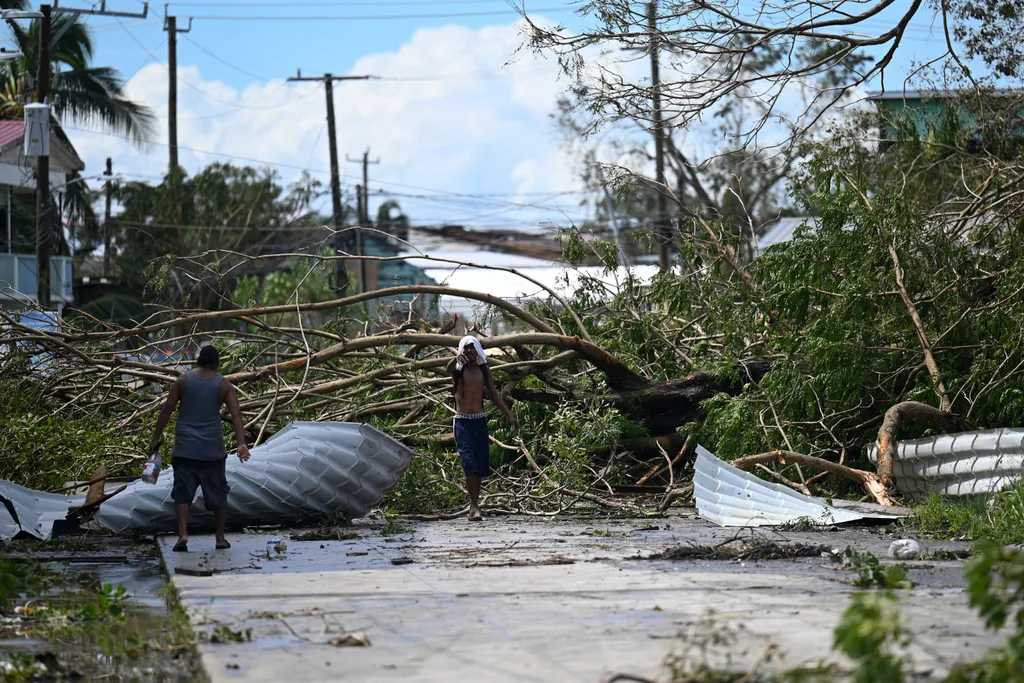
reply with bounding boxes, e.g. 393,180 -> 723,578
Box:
75,584 -> 128,622
381,517 -> 412,536
830,548 -> 914,589
833,591 -> 908,683
203,625 -> 253,644
777,517 -> 821,532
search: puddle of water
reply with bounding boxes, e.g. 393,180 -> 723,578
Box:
0,538 -> 205,682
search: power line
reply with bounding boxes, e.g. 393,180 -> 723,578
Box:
64,127 -> 589,212
170,0 -> 515,6
169,8 -> 570,21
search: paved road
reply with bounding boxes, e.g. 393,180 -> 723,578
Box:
161,511 -> 997,682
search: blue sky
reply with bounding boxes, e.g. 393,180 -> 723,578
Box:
51,0 -> 964,230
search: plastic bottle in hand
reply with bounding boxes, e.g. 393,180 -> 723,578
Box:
142,438 -> 163,485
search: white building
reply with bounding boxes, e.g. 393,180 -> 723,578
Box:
0,118 -> 85,313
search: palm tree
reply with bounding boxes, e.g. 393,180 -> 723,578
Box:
0,2 -> 154,144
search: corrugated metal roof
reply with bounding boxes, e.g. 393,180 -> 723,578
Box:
0,422 -> 415,540
866,428 -> 1024,496
0,120 -> 24,150
866,89 -> 1023,102
755,217 -> 818,256
693,445 -> 901,527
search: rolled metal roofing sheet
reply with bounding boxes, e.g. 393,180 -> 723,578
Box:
866,428 -> 1024,496
694,445 -> 901,527
0,422 -> 414,541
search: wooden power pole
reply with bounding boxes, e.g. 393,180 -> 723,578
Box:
648,0 -> 670,272
103,158 -> 113,278
287,70 -> 375,295
164,10 -> 192,174
348,149 -> 379,295
34,4 -> 52,309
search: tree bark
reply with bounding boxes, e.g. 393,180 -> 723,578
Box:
732,450 -> 899,506
875,401 -> 973,487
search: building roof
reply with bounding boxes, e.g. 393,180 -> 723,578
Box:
755,217 -> 818,256
866,89 -> 1024,102
0,118 -> 85,172
0,121 -> 24,149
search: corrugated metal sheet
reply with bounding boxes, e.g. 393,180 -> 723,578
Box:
694,445 -> 902,527
755,218 -> 819,256
0,422 -> 415,540
866,428 -> 1024,496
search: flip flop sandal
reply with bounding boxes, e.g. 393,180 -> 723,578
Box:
173,540 -> 188,552
216,541 -> 231,550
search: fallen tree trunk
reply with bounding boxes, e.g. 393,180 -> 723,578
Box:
732,450 -> 899,507
874,401 -> 973,487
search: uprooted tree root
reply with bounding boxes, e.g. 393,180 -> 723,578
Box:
644,538 -> 829,562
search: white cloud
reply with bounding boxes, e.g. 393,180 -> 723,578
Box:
66,19 -> 590,231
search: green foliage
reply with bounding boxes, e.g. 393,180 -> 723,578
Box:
380,517 -> 413,536
383,453 -> 464,515
73,584 -> 128,622
556,225 -> 588,266
910,480 -> 1024,546
942,541 -> 1024,681
830,548 -> 914,589
833,591 -> 908,683
0,555 -> 29,604
113,164 -> 329,306
202,625 -> 253,644
0,377 -> 145,490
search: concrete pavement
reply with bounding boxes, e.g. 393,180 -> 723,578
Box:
160,512 -> 999,682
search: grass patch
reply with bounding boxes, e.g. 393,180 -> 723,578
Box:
909,479 -> 1024,545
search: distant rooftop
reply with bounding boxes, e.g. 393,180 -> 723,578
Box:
866,89 -> 1024,102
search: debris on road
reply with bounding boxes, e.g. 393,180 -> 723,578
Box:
867,428 -> 1024,496
693,445 -> 905,527
645,539 -> 828,562
0,422 -> 413,541
888,539 -> 922,559
328,633 -> 371,647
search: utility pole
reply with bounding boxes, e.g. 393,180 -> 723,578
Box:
648,0 -> 670,272
103,158 -> 113,278
26,1 -> 149,308
34,4 -> 52,309
164,7 -> 192,175
287,70 -> 374,295
347,149 -> 379,295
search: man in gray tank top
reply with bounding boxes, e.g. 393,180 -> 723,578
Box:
149,345 -> 251,552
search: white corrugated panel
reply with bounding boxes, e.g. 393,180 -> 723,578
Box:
0,422 -> 415,540
866,428 -> 1024,496
694,445 -> 901,527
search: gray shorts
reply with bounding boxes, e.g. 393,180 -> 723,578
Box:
171,457 -> 230,511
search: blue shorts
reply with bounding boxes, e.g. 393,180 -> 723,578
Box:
454,416 -> 490,477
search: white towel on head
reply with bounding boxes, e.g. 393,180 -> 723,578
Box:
455,335 -> 487,371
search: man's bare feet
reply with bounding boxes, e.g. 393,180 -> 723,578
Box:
468,508 -> 483,522
173,538 -> 188,552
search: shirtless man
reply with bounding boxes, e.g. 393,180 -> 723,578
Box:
451,336 -> 517,521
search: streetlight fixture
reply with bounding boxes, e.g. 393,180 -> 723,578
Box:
1,10 -> 43,19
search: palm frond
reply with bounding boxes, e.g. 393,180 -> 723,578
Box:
54,67 -> 154,145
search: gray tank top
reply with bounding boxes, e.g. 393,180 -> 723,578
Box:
172,371 -> 226,461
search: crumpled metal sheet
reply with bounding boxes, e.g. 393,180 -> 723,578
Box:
0,422 -> 415,541
866,428 -> 1024,496
693,445 -> 902,527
